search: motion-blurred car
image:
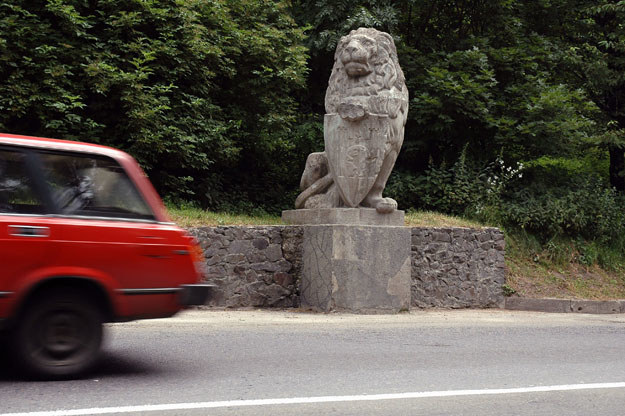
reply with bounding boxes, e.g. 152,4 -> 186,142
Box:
0,133 -> 210,378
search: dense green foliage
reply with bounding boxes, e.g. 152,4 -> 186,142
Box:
0,0 -> 307,208
2,0 -> 625,266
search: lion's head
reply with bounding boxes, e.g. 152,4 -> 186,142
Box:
325,27 -> 408,117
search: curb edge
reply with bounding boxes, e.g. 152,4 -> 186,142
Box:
504,297 -> 625,314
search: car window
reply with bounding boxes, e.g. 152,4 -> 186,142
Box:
39,152 -> 155,220
0,149 -> 45,214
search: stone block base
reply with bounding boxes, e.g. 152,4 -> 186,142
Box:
282,208 -> 404,226
300,225 -> 411,313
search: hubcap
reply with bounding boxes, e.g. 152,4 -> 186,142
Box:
43,313 -> 83,355
29,309 -> 91,366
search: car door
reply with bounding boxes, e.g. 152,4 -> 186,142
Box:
36,150 -> 190,317
0,147 -> 59,301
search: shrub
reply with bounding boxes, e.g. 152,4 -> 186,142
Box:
500,175 -> 625,244
387,146 -> 496,215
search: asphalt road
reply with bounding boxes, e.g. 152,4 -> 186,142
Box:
1,309 -> 625,415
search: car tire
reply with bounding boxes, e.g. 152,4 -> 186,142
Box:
12,289 -> 103,379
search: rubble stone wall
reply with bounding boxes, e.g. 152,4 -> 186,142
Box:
188,226 -> 302,308
410,227 -> 506,308
188,225 -> 505,309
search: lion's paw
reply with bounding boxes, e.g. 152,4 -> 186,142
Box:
375,197 -> 397,214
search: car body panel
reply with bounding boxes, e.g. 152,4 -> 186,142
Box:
0,133 -> 208,327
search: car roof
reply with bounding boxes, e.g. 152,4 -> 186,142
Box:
0,133 -> 132,162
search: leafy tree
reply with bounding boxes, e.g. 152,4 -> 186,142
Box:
561,1 -> 625,191
0,0 -> 308,207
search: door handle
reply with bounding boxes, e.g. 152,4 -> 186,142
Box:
9,225 -> 50,237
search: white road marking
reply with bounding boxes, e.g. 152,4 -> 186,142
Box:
3,382 -> 625,416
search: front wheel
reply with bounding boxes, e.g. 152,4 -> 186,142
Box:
12,289 -> 103,379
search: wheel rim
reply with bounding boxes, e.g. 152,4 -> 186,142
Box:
27,308 -> 95,368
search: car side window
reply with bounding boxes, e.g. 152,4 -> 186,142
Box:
39,152 -> 155,220
0,149 -> 45,214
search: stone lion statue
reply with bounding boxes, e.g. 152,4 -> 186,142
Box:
296,27 -> 409,213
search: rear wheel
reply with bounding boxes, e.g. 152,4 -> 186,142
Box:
12,289 -> 103,379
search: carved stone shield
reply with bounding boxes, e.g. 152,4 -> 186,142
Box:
324,114 -> 388,207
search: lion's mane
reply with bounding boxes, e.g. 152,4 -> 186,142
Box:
325,27 -> 408,120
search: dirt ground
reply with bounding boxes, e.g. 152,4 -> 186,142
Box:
506,259 -> 625,300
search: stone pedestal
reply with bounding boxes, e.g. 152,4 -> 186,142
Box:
282,209 -> 410,313
282,208 -> 404,226
300,225 -> 411,313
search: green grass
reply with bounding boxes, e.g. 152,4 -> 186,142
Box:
503,231 -> 625,300
167,205 -> 283,227
167,206 -> 485,228
404,210 -> 486,228
166,205 -> 625,300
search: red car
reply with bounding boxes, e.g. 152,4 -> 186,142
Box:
0,133 -> 210,378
